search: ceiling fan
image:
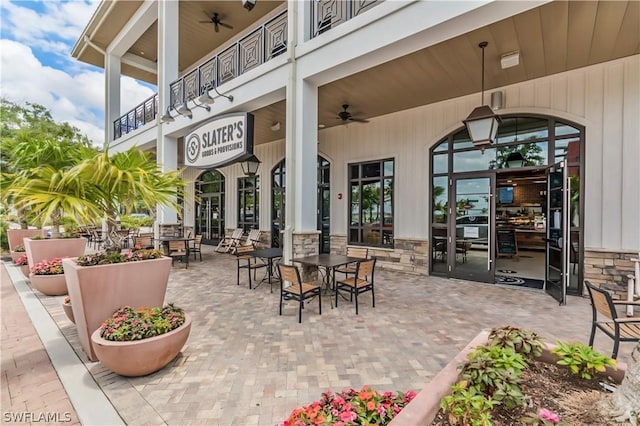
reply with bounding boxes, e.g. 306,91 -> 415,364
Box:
337,104 -> 369,124
199,13 -> 233,32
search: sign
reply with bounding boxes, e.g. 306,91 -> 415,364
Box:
184,112 -> 254,168
497,229 -> 518,256
463,226 -> 479,238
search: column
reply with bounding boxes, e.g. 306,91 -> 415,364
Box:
104,53 -> 121,147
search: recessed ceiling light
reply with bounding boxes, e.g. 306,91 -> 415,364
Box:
318,124 -> 326,129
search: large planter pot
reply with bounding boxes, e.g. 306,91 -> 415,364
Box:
90,313 -> 191,377
389,330 -> 627,425
24,237 -> 87,267
29,274 -> 68,296
62,256 -> 172,361
62,300 -> 75,324
10,251 -> 24,263
6,228 -> 45,251
19,265 -> 30,278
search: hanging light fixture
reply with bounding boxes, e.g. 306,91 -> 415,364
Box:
240,155 -> 261,176
160,106 -> 177,123
506,152 -> 526,168
463,41 -> 502,147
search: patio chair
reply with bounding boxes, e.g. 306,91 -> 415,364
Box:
168,240 -> 189,269
335,247 -> 369,278
277,263 -> 322,323
585,281 -> 640,359
335,258 -> 376,315
235,244 -> 267,289
133,235 -> 154,250
90,229 -> 104,249
215,228 -> 243,253
191,234 -> 203,261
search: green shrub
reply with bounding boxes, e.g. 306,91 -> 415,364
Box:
440,382 -> 497,426
459,345 -> 528,409
488,325 -> 544,360
0,219 -> 8,251
551,341 -> 616,380
120,215 -> 153,229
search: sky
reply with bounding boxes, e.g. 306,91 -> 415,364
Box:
0,0 -> 155,145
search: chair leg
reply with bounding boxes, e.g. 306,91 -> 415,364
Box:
371,286 -> 375,308
318,290 -> 322,316
355,288 -> 359,315
588,324 -> 596,347
298,299 -> 303,323
279,292 -> 283,316
237,262 -> 241,286
612,331 -> 620,359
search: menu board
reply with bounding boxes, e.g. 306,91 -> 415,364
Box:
497,229 -> 518,256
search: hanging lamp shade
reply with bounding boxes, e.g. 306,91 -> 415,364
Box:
506,151 -> 526,168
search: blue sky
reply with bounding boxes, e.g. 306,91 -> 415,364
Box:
0,0 -> 155,145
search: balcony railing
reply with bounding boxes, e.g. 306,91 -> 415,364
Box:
113,10 -> 287,141
168,10 -> 288,111
113,94 -> 158,140
311,0 -> 381,38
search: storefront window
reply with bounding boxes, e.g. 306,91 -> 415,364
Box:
238,176 -> 259,231
348,159 -> 394,247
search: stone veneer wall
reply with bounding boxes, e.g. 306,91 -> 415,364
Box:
583,249 -> 638,299
330,235 -> 428,275
293,232 -> 320,281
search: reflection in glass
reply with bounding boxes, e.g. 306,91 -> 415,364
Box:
433,139 -> 448,152
362,162 -> 381,178
433,153 -> 448,174
453,148 -> 496,172
555,122 -> 579,136
452,129 -> 473,149
351,184 -> 360,226
493,142 -> 548,169
432,176 -> 448,224
384,161 -> 394,177
554,137 -> 580,164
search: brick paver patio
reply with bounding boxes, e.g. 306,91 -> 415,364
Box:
1,244 -> 633,425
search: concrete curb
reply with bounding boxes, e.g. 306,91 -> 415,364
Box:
5,262 -> 125,426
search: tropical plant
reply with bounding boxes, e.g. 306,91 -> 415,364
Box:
98,304 -> 185,342
439,381 -> 497,426
488,325 -> 544,360
75,247 -> 163,266
282,385 -> 416,426
30,257 -> 65,275
551,341 -> 616,380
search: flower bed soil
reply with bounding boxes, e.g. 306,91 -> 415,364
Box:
431,359 -> 621,425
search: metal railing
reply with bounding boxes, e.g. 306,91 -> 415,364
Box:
113,94 -> 158,140
168,10 -> 288,111
311,0 -> 381,38
113,10 -> 287,141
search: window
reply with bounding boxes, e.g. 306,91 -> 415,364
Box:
348,159 -> 393,247
238,176 -> 259,231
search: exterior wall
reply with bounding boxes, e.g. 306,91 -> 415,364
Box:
584,250 -> 638,299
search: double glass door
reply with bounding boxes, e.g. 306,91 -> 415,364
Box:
196,194 -> 224,244
449,174 -> 495,283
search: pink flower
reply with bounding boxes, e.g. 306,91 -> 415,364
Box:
539,408 -> 560,424
339,411 -> 356,422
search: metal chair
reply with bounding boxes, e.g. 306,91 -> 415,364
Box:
168,240 -> 189,269
585,281 -> 640,359
277,263 -> 322,323
335,247 -> 369,278
335,258 -> 376,315
235,245 -> 267,289
191,235 -> 203,261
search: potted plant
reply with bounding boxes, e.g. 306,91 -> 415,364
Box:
62,295 -> 74,324
90,304 -> 191,377
7,230 -> 44,259
10,244 -> 26,263
29,257 -> 68,296
62,247 -> 172,361
14,253 -> 30,277
24,234 -> 87,268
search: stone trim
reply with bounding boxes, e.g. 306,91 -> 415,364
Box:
583,249 -> 637,299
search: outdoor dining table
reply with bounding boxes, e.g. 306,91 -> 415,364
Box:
248,247 -> 283,292
156,236 -> 194,257
290,254 -> 362,296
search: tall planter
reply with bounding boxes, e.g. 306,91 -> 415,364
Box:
90,314 -> 191,377
62,257 -> 172,361
7,228 -> 45,251
24,237 -> 87,267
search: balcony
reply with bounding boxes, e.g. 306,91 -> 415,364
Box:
311,0 -> 381,38
113,10 -> 287,141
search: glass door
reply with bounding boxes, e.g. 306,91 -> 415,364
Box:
450,174 -> 495,282
545,162 -> 569,305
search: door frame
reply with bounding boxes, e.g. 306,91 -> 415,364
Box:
545,161 -> 569,305
448,172 -> 496,283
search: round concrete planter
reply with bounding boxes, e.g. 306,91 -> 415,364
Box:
62,300 -> 75,324
62,256 -> 172,361
90,313 -> 191,377
29,273 -> 68,296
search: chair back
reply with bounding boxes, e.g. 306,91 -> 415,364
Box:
231,228 -> 244,240
347,246 -> 368,259
355,258 -> 376,279
585,281 -> 617,321
194,234 -> 203,245
133,235 -> 153,249
278,264 -> 301,289
235,245 -> 255,256
246,229 -> 261,245
168,240 -> 186,253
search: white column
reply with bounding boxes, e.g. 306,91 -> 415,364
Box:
104,53 -> 121,147
156,0 -> 180,227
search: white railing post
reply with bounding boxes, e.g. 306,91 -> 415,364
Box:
627,253 -> 640,317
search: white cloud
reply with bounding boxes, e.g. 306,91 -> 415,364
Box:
0,0 -> 158,147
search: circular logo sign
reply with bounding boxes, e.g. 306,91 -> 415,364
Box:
185,134 -> 201,165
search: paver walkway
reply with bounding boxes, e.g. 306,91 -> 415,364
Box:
1,245 -> 634,425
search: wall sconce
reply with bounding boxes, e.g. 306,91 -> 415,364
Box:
463,41 -> 502,147
198,85 -> 234,105
506,152 -> 526,168
160,106 -> 177,123
240,155 -> 261,176
270,122 -> 281,131
177,99 -> 211,119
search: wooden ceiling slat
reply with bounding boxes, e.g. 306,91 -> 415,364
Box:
590,1 -> 632,64
613,1 -> 640,58
540,1 -> 568,76
513,8 -> 546,81
566,1 -> 598,71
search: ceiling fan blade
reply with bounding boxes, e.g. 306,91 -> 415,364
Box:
219,22 -> 234,30
198,20 -> 212,23
350,118 -> 370,123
